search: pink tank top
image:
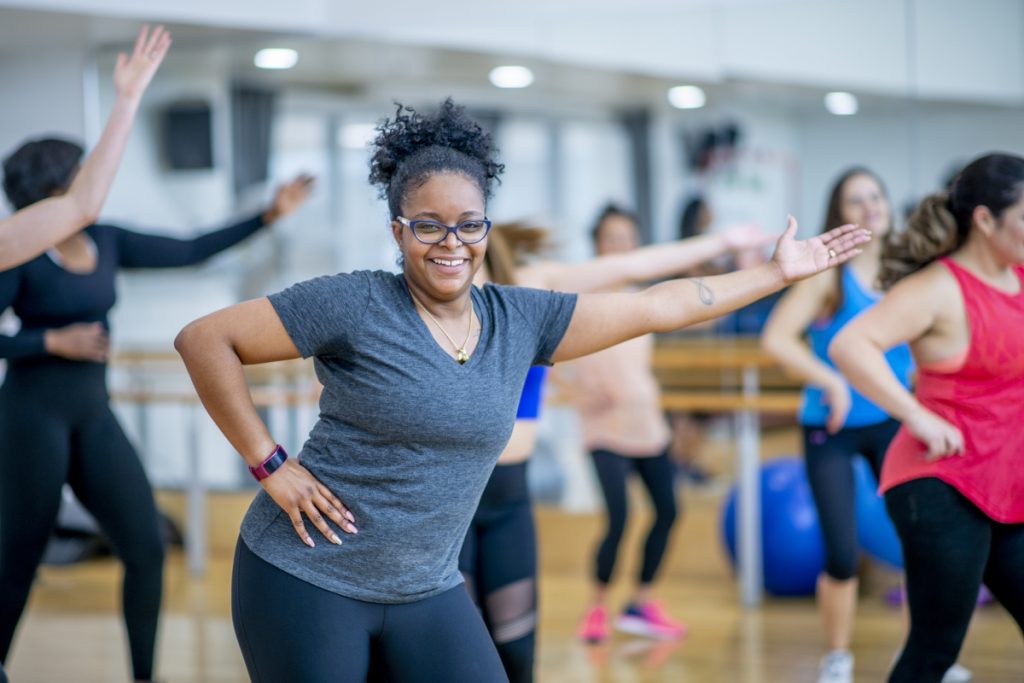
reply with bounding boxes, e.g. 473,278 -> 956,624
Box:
880,257 -> 1024,523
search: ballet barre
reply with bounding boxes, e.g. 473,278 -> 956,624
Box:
654,336 -> 801,608
110,350 -> 318,576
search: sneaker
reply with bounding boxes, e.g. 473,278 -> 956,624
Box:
615,601 -> 687,640
818,650 -> 853,683
578,604 -> 610,644
943,663 -> 973,682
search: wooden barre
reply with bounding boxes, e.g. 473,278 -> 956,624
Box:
111,388 -> 318,407
660,391 -> 801,413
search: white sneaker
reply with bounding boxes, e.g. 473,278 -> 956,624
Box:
943,663 -> 973,682
818,650 -> 853,683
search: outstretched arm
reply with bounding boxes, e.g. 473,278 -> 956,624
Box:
520,223 -> 772,292
0,26 -> 170,270
551,218 -> 869,362
116,174 -> 314,268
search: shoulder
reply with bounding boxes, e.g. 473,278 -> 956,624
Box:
891,260 -> 958,296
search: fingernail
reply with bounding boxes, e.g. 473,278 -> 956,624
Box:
345,511 -> 355,522
349,525 -> 359,534
331,534 -> 342,545
306,537 -> 315,548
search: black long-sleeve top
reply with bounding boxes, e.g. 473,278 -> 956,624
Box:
0,213 -> 266,363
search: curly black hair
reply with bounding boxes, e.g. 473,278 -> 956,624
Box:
2,137 -> 84,210
369,98 -> 504,219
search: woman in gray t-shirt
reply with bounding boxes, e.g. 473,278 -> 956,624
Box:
175,98 -> 869,683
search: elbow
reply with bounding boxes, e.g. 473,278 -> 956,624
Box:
174,319 -> 210,362
760,328 -> 786,361
827,329 -> 854,373
69,193 -> 101,227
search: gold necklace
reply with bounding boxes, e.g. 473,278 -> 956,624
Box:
409,290 -> 474,364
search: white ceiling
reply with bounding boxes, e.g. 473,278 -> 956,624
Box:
0,1 -> 1021,108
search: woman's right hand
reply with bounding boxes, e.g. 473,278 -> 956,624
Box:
261,458 -> 358,547
905,408 -> 964,460
823,379 -> 851,434
113,25 -> 172,103
44,322 -> 109,362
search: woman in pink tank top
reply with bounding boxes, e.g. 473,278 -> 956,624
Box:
831,153 -> 1024,683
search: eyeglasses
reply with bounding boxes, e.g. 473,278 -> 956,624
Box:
396,216 -> 492,244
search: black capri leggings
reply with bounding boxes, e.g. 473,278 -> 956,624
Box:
590,448 -> 678,586
886,477 -> 1024,683
0,362 -> 164,680
459,462 -> 537,683
802,418 -> 900,581
233,539 -> 509,683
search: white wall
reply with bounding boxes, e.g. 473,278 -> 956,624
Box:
0,48 -> 87,215
795,105 -> 1024,234
2,0 -> 1021,103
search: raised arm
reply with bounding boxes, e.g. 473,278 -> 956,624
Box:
520,223 -> 772,292
175,297 -> 356,547
551,217 -> 868,362
116,174 -> 313,268
760,272 -> 850,432
829,264 -> 966,458
0,26 -> 170,270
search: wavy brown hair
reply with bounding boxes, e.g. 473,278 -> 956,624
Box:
879,153 -> 1024,289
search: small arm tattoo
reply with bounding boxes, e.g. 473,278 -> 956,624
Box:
692,277 -> 715,305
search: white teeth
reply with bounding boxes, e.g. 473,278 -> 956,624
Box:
432,258 -> 465,266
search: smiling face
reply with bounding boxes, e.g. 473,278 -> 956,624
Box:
391,171 -> 488,304
838,173 -> 891,237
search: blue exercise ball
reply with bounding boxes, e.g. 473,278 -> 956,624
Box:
853,456 -> 903,569
721,457 -> 825,596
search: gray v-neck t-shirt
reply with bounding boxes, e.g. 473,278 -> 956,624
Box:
240,270 -> 577,603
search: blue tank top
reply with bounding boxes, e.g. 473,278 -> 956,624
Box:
515,366 -> 548,420
800,267 -> 914,428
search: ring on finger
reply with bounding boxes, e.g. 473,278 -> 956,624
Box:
828,248 -> 837,259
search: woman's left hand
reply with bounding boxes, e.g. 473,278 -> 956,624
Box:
770,216 -> 871,284
264,174 -> 315,223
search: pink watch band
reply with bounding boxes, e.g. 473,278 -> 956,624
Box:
249,444 -> 288,481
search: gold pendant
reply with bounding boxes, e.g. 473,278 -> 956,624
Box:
456,348 -> 469,364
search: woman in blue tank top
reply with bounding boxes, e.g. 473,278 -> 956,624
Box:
462,220 -> 773,682
762,168 -> 967,683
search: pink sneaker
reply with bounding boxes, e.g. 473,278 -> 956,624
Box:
578,604 -> 610,644
615,601 -> 687,640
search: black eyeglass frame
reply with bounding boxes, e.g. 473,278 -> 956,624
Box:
396,216 -> 493,244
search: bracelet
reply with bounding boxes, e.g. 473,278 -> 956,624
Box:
249,444 -> 288,482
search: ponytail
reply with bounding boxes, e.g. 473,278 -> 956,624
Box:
878,193 -> 962,289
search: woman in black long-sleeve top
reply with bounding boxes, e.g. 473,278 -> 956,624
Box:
0,136 -> 311,683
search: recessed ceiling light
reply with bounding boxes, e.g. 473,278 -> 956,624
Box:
254,48 -> 298,70
489,66 -> 534,89
825,91 -> 858,116
667,85 -> 706,110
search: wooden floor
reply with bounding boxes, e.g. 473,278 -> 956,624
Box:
6,430 -> 1023,682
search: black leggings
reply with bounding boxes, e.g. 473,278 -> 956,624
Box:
233,538 -> 509,683
886,478 -> 1024,683
459,462 -> 537,683
0,362 -> 164,680
590,448 -> 678,586
802,419 -> 900,581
